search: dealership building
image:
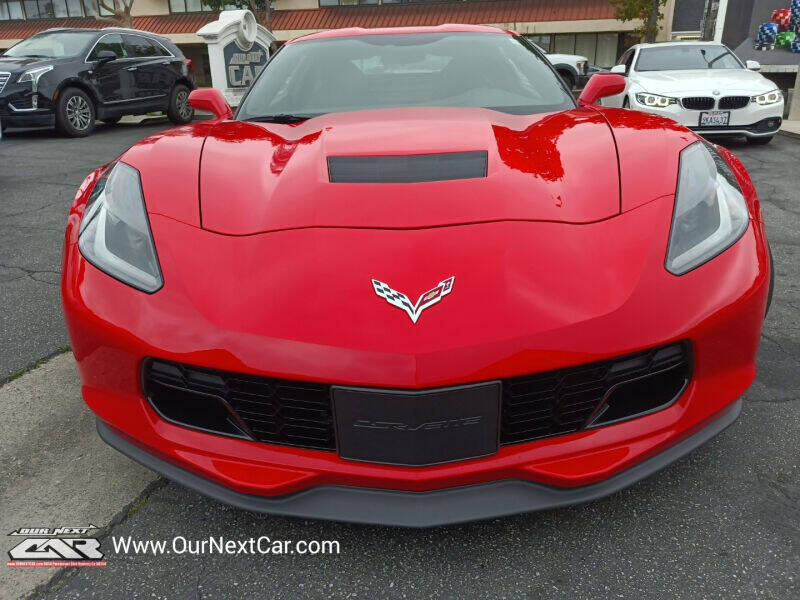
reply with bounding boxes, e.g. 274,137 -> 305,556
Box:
0,0 -> 696,86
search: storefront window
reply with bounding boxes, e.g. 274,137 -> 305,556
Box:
0,0 -> 24,18
553,33 -> 576,55
322,0 -> 446,4
320,0 -> 378,5
538,32 -> 622,68
595,33 -> 619,67
169,0 -> 217,12
0,0 -> 106,19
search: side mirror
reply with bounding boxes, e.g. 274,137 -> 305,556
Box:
610,64 -> 627,75
746,60 -> 760,71
188,88 -> 233,120
95,50 -> 117,65
577,73 -> 627,107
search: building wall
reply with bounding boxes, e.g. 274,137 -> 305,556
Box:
131,0 -> 170,17
275,0 -> 319,9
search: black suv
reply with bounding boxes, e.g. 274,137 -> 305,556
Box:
0,27 -> 195,137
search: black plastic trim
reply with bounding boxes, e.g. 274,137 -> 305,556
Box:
328,151 -> 488,183
96,399 -> 741,527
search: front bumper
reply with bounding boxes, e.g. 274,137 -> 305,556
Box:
98,398 -> 742,527
631,96 -> 783,137
62,187 -> 770,524
0,87 -> 55,129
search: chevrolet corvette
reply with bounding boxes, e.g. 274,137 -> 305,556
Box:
62,25 -> 772,527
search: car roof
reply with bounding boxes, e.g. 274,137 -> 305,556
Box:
288,24 -> 514,44
41,27 -> 170,41
633,41 -> 727,50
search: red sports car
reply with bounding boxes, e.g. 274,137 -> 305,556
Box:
62,25 -> 772,527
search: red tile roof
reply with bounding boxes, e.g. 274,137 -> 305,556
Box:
0,13 -> 217,40
0,1 -> 617,41
275,1 -> 616,31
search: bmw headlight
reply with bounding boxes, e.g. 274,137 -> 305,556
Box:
751,90 -> 782,105
635,92 -> 677,108
78,162 -> 163,293
665,142 -> 749,275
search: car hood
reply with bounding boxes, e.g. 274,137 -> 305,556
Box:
633,69 -> 774,95
0,56 -> 64,73
197,107 -> 621,235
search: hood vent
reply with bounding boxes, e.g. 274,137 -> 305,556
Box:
327,151 -> 488,184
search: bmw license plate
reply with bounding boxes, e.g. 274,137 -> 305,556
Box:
699,111 -> 730,127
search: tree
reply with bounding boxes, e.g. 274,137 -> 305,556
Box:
609,0 -> 668,43
203,0 -> 273,32
94,0 -> 135,28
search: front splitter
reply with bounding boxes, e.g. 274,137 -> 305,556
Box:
97,399 -> 741,527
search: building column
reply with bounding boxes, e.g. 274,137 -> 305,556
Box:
789,70 -> 800,122
713,0 -> 729,42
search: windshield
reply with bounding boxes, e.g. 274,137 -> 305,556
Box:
635,44 -> 743,72
237,32 -> 574,121
4,32 -> 97,59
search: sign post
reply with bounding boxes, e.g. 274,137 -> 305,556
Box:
196,10 -> 276,107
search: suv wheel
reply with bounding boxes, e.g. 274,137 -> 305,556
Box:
167,84 -> 194,125
558,70 -> 575,90
56,87 -> 96,137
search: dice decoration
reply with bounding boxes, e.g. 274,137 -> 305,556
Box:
753,4 -> 800,51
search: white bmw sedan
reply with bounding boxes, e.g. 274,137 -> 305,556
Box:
601,42 -> 783,144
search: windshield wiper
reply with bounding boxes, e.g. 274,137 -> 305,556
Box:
244,114 -> 315,124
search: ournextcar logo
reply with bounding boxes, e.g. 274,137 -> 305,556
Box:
353,416 -> 483,431
6,524 -> 106,567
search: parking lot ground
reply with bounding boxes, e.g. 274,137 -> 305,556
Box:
0,122 -> 170,380
0,126 -> 798,599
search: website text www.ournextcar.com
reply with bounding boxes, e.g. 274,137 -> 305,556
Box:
111,536 -> 341,557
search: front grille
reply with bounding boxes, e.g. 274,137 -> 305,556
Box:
144,342 -> 691,455
718,96 -> 750,110
500,343 -> 691,445
0,72 -> 10,95
144,361 -> 336,450
682,96 -> 715,110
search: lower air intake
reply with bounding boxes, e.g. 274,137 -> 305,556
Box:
143,342 -> 691,456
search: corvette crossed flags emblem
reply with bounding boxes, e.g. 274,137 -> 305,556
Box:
371,277 -> 455,324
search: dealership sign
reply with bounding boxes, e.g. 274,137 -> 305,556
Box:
197,10 -> 276,106
223,41 -> 269,88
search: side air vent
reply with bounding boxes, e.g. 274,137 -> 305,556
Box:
327,151 -> 488,184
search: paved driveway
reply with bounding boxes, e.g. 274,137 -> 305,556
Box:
0,122 -> 169,379
0,126 -> 797,599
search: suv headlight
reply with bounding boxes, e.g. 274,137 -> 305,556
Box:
751,90 -> 782,105
665,141 -> 749,275
635,92 -> 677,108
78,162 -> 163,293
18,65 -> 53,90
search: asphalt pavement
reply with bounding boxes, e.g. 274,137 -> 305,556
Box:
0,122 -> 169,379
0,125 -> 797,599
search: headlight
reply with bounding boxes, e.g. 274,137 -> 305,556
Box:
18,65 -> 53,89
665,141 -> 749,275
635,92 -> 677,108
751,90 -> 782,105
78,162 -> 163,293
577,61 -> 587,75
